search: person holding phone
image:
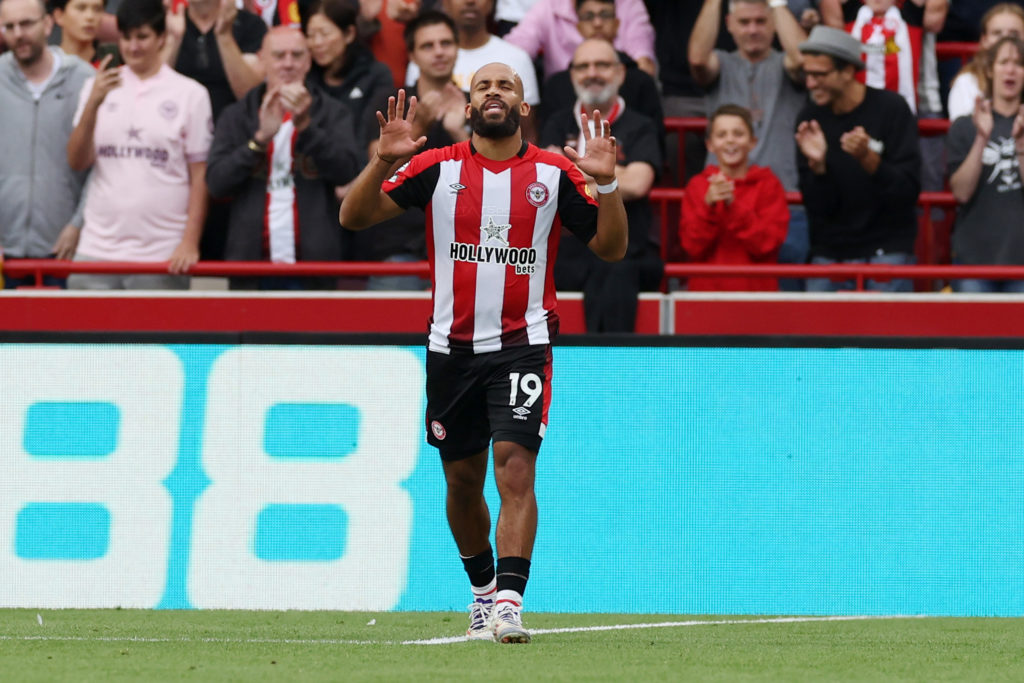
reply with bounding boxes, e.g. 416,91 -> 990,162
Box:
66,0 -> 213,289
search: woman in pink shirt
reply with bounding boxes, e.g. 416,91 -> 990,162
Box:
67,0 -> 213,289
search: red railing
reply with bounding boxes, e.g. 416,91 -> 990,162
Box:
935,41 -> 979,61
662,117 -> 952,186
9,259 -> 1024,293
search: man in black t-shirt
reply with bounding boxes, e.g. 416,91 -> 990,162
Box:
795,26 -> 921,292
164,0 -> 266,121
541,38 -> 662,332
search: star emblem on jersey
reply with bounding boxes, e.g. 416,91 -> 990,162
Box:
481,217 -> 511,246
127,126 -> 143,140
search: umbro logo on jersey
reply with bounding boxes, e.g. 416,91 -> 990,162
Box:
512,406 -> 530,421
350,87 -> 364,99
449,183 -> 466,193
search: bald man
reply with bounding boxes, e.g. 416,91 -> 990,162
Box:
341,62 -> 628,644
206,27 -> 361,289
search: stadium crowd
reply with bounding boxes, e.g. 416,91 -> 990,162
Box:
2,0 -> 1024,323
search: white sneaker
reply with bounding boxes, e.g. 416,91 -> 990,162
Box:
466,598 -> 495,640
491,600 -> 531,644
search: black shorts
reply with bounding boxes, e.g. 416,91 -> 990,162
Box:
425,344 -> 552,461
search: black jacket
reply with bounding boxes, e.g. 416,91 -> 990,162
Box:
206,82 -> 362,262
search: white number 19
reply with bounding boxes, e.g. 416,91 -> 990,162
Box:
508,372 -> 543,408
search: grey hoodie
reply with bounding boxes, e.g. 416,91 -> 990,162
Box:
0,47 -> 94,258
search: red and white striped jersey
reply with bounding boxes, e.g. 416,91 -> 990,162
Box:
383,140 -> 599,354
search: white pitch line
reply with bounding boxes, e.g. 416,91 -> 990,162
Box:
401,614 -> 925,645
0,615 -> 922,647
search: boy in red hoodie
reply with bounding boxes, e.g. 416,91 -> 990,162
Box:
680,104 -> 790,291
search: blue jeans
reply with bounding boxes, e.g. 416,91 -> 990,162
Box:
777,206 -> 809,292
366,254 -> 429,292
806,251 -> 915,292
2,256 -> 66,289
952,278 -> 1024,293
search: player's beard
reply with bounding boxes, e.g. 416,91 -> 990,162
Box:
469,102 -> 521,139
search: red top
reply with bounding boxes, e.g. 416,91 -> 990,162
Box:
680,165 -> 789,292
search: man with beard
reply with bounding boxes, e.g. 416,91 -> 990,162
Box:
340,62 -> 627,643
0,0 -> 94,287
542,38 -> 660,332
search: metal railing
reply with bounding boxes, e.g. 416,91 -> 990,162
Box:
8,259 -> 1024,293
662,117 -> 952,187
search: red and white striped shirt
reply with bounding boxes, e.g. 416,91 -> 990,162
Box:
384,140 -> 598,354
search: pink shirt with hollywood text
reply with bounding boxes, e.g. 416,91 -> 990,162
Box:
74,64 -> 213,262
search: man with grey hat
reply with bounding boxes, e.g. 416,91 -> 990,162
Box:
794,24 -> 921,292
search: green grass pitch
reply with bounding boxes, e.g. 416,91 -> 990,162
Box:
2,610 -> 1023,681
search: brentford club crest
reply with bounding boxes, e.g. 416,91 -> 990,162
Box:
526,182 -> 549,207
431,420 -> 446,440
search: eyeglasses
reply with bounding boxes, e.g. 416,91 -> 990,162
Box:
804,67 -> 836,81
578,10 -> 616,22
570,60 -> 616,72
0,15 -> 44,34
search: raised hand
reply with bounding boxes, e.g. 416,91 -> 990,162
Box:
214,0 -> 237,35
88,55 -> 122,107
375,89 -> 428,163
1013,104 -> 1024,148
563,110 -> 617,183
164,0 -> 186,42
795,119 -> 827,174
255,87 -> 284,144
973,96 -> 994,142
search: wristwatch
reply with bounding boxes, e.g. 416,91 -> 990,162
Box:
247,138 -> 266,153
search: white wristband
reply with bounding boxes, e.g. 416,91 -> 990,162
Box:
596,178 -> 618,194
768,0 -> 787,8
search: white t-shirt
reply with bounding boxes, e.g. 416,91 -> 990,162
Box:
405,35 -> 540,105
25,49 -> 61,101
74,64 -> 213,262
948,72 -> 981,122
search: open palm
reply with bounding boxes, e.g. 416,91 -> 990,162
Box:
376,89 -> 428,162
564,110 -> 617,182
